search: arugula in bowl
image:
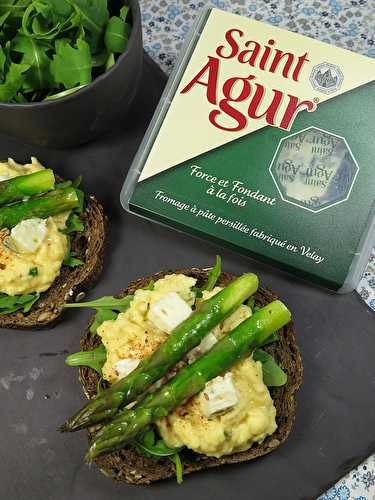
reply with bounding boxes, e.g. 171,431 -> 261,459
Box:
0,0 -> 131,103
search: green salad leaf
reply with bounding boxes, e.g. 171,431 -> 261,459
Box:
0,0 -> 132,102
12,34 -> 53,90
65,343 -> 107,374
65,294 -> 134,311
170,453 -> 184,485
119,5 -> 129,21
253,348 -> 287,387
65,294 -> 133,335
0,292 -> 40,315
70,0 -> 109,52
135,427 -> 184,457
135,427 -> 184,484
89,308 -> 117,334
63,235 -> 84,268
0,61 -> 29,101
63,253 -> 84,267
63,213 -> 84,234
51,38 -> 91,88
104,15 -> 129,54
0,45 -> 6,74
202,255 -> 222,291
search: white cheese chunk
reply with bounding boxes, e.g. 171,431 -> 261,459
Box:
10,218 -> 47,253
202,373 -> 239,418
114,358 -> 140,380
187,332 -> 218,364
148,291 -> 192,333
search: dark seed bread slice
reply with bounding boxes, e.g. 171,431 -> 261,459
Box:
0,193 -> 106,329
79,268 -> 303,484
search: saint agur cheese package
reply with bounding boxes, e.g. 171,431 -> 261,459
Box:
121,7 -> 375,292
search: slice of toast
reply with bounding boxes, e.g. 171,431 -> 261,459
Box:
78,268 -> 303,484
0,189 -> 106,329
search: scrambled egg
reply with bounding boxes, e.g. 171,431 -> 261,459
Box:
0,158 -> 69,296
98,274 -> 197,383
0,157 -> 43,180
99,277 -> 278,458
157,358 -> 277,457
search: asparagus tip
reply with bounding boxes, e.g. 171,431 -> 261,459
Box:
58,422 -> 70,433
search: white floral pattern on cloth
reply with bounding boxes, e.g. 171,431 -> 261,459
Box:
139,1 -> 375,496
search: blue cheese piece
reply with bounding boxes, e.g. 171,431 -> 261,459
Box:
10,218 -> 47,253
202,372 -> 239,417
147,291 -> 192,333
187,332 -> 218,363
114,358 -> 140,380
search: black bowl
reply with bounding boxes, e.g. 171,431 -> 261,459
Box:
0,0 -> 143,148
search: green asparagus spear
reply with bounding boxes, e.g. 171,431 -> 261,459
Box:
0,187 -> 79,229
86,300 -> 291,460
0,169 -> 55,206
60,273 -> 259,432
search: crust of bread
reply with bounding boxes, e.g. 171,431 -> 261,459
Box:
0,191 -> 106,329
78,268 -> 303,484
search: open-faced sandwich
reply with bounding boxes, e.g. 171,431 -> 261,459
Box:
61,257 -> 302,484
0,157 -> 106,328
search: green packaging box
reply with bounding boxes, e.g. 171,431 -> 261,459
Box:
121,7 -> 375,292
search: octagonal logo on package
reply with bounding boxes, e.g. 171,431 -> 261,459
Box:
269,127 -> 359,213
310,63 -> 344,95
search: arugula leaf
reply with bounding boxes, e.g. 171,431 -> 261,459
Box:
50,38 -> 91,88
65,343 -> 106,374
77,282 -> 155,336
69,0 -> 109,52
64,254 -> 84,267
0,45 -> 6,75
144,280 -> 154,291
135,427 -> 184,484
135,427 -> 183,458
202,255 -> 222,291
47,0 -> 74,22
0,61 -> 29,101
90,308 -> 117,335
62,235 -> 84,267
74,186 -> 84,213
44,84 -> 86,100
191,286 -> 203,299
71,176 -> 82,188
170,453 -> 183,485
91,49 -> 108,67
0,0 -> 29,25
65,294 -> 134,312
62,213 -> 84,234
12,34 -> 53,90
104,16 -> 128,54
253,349 -> 287,387
0,10 -> 9,29
105,51 -> 114,70
0,292 -> 40,316
119,5 -> 129,21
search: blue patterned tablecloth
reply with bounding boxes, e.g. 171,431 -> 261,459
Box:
139,1 -> 375,498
